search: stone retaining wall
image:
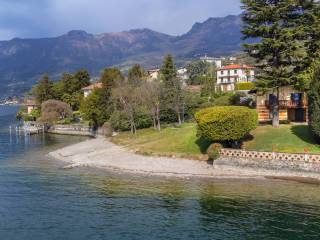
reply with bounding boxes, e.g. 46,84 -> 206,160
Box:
48,124 -> 95,137
216,148 -> 320,173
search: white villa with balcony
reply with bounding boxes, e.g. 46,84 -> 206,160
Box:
216,64 -> 255,92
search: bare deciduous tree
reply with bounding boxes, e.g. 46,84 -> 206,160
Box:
39,100 -> 72,124
141,81 -> 162,131
112,80 -> 141,135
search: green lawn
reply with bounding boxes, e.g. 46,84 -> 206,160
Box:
244,124 -> 320,153
112,123 -> 320,159
111,123 -> 211,160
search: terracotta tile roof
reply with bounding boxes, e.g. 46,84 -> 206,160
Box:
218,64 -> 254,70
25,99 -> 39,106
82,82 -> 103,91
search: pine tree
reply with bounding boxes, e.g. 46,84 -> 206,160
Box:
160,55 -> 177,87
100,67 -> 124,89
128,64 -> 144,85
74,69 -> 91,89
241,0 -> 311,127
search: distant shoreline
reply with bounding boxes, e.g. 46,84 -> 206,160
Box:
48,137 -> 320,183
0,103 -> 21,106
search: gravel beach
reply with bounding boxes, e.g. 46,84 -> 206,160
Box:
49,137 -> 320,181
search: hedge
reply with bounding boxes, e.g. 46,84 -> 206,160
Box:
235,82 -> 255,91
195,106 -> 258,142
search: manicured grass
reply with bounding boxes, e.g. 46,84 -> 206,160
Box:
112,122 -> 320,159
111,123 -> 211,160
244,124 -> 320,154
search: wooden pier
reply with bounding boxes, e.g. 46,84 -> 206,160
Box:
21,122 -> 45,135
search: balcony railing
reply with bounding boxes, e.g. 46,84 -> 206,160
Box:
265,100 -> 307,109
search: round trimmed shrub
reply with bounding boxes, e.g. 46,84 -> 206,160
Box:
207,143 -> 222,161
195,106 -> 258,142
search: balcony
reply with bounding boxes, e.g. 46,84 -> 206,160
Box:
265,100 -> 307,109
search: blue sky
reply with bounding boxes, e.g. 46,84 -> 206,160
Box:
0,0 -> 241,40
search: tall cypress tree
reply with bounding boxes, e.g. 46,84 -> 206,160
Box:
308,64 -> 320,140
241,0 -> 310,127
160,55 -> 184,125
160,55 -> 177,86
128,64 -> 144,85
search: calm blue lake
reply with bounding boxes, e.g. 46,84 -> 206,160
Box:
1,105 -> 320,239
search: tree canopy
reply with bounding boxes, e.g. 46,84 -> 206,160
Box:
32,74 -> 55,104
241,0 -> 316,126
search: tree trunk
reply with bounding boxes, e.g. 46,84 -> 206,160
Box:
152,113 -> 157,130
272,88 -> 280,128
133,121 -> 137,135
177,111 -> 182,125
130,119 -> 134,134
182,102 -> 185,123
156,106 -> 161,131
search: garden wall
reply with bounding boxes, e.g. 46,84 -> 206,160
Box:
216,148 -> 320,173
47,124 -> 95,137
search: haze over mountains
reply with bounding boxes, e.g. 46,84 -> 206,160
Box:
0,15 -> 242,96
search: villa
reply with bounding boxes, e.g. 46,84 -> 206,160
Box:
82,82 -> 103,98
216,64 -> 255,92
256,86 -> 308,123
25,99 -> 40,114
177,68 -> 189,81
147,69 -> 160,80
200,55 -> 223,68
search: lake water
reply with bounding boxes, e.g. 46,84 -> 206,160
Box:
1,105 -> 320,239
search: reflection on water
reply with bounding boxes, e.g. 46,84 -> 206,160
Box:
1,106 -> 320,240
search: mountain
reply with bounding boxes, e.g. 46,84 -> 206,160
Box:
175,15 -> 242,57
0,15 -> 242,96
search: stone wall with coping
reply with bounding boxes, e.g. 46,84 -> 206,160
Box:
216,148 -> 320,173
47,124 -> 95,137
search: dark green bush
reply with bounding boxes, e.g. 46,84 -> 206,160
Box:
136,113 -> 153,129
57,117 -> 73,125
207,143 -> 222,161
229,92 -> 255,107
160,108 -> 178,123
195,106 -> 258,142
109,111 -> 130,131
110,110 -> 152,131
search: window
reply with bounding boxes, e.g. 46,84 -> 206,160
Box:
221,71 -> 223,75
234,70 -> 237,74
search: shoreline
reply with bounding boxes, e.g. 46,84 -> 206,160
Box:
48,137 -> 320,182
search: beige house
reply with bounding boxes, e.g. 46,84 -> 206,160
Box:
25,100 -> 39,114
256,86 -> 308,123
147,69 -> 160,80
82,82 -> 103,98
